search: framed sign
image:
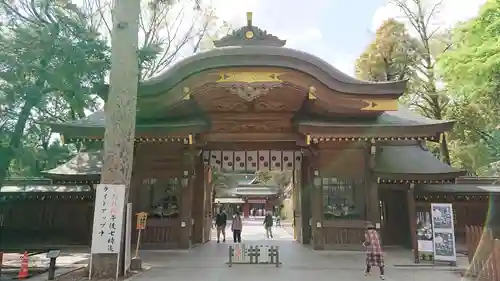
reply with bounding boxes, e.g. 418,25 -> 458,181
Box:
430,203 -> 457,262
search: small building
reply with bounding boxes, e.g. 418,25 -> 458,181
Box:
45,13 -> 467,250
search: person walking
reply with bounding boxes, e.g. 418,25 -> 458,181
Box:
263,211 -> 273,238
363,223 -> 385,280
215,208 -> 228,243
232,212 -> 243,243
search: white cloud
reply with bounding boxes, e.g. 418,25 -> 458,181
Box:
281,27 -> 323,47
372,0 -> 487,32
207,0 -> 264,26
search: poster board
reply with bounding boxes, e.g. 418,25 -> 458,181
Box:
416,209 -> 434,258
91,184 -> 126,254
430,203 -> 457,262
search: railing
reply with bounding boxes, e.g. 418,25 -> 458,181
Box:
465,225 -> 500,281
227,244 -> 281,267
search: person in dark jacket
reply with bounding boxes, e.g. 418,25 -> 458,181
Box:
215,208 -> 228,243
263,211 -> 273,238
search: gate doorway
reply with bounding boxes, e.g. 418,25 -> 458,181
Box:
379,188 -> 411,247
204,149 -> 307,245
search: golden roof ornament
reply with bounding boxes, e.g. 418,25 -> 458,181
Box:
213,12 -> 286,47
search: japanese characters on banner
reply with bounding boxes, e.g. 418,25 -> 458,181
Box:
91,184 -> 126,254
430,203 -> 457,263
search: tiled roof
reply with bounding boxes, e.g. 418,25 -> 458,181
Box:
42,151 -> 102,175
375,141 -> 465,180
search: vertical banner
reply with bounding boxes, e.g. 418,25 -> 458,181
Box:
430,203 -> 457,263
124,203 -> 132,275
91,184 -> 126,254
90,184 -> 126,279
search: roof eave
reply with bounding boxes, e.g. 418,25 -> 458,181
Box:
48,120 -> 209,140
375,170 -> 466,181
297,122 -> 451,139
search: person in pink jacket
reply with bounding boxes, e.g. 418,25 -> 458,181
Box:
231,212 -> 243,243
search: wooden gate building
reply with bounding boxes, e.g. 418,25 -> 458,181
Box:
47,13 -> 466,250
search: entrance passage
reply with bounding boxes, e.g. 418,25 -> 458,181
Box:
212,217 -> 295,243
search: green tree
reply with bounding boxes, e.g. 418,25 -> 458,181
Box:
438,0 -> 500,237
438,0 -> 500,174
389,0 -> 453,164
0,0 -> 110,186
355,19 -> 417,82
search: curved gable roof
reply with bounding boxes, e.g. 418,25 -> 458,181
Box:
98,46 -> 407,99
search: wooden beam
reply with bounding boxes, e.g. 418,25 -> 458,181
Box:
199,133 -> 301,143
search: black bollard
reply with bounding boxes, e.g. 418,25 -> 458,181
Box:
46,250 -> 60,280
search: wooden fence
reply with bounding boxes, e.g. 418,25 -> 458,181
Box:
0,191 -> 94,250
465,225 -> 500,281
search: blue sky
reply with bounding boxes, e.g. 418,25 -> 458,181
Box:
209,0 -> 486,76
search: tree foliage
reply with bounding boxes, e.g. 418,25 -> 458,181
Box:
438,0 -> 500,174
0,0 -> 110,186
81,0 -> 230,79
356,0 -> 452,163
0,0 -> 229,184
355,19 -> 417,82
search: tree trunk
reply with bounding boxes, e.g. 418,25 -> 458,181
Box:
89,0 -> 140,278
0,102 -> 35,187
439,133 -> 451,165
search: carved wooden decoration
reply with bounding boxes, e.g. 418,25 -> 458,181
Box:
228,86 -> 271,101
203,150 -> 302,172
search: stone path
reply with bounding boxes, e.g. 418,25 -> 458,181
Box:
132,219 -> 465,281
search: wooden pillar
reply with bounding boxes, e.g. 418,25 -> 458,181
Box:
192,153 -> 205,244
203,166 -> 214,243
367,142 -> 381,226
179,147 -> 195,249
243,202 -> 250,218
311,168 -> 324,250
407,184 -> 419,263
292,171 -> 301,241
300,154 -> 312,244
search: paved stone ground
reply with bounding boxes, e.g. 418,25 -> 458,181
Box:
132,218 -> 465,281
